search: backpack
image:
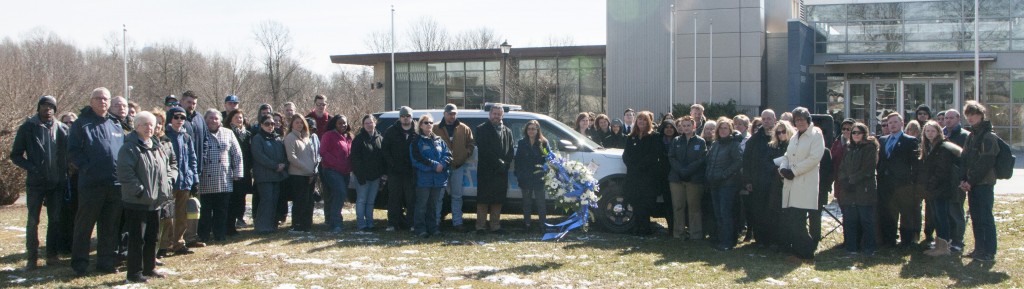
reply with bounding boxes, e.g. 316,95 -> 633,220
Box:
993,134 -> 1015,180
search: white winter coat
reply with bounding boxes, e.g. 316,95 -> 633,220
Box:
781,126 -> 824,210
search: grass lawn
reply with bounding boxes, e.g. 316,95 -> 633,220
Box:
0,195 -> 1021,288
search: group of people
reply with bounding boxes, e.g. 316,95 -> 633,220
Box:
613,102 -> 1001,264
11,88 -> 548,283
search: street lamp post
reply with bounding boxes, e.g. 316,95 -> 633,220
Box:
500,40 -> 511,104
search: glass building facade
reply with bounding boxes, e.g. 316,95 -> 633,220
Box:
390,56 -> 605,123
804,0 -> 1024,147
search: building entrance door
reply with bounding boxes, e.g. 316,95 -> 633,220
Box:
902,80 -> 958,122
848,81 -> 898,134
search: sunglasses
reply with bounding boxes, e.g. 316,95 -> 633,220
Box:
172,115 -> 188,120
421,121 -> 433,125
842,127 -> 851,131
166,102 -> 179,107
851,131 -> 865,135
261,122 -> 276,127
775,131 -> 787,135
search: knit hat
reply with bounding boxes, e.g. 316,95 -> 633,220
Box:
611,118 -> 624,127
258,103 -> 273,113
916,105 -> 931,117
38,95 -> 57,110
167,106 -> 186,116
399,106 -> 413,117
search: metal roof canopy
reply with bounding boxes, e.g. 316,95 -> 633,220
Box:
824,53 -> 997,65
329,45 -> 606,66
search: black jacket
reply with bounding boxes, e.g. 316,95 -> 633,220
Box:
837,140 -> 879,206
68,106 -> 125,188
351,128 -> 386,185
623,132 -> 664,197
668,134 -> 706,183
602,131 -> 626,149
742,126 -> 774,187
921,140 -> 962,200
945,125 -> 970,148
382,123 -> 417,177
705,131 -> 743,188
475,121 -> 514,174
10,115 -> 68,189
514,138 -> 549,191
877,131 -> 920,185
961,120 -> 1000,186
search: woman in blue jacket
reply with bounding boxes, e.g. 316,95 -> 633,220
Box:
515,120 -> 550,232
409,114 -> 452,238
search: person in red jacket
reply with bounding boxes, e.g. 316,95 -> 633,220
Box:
320,114 -> 354,233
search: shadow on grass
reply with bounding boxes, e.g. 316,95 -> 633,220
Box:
462,261 -> 565,280
900,253 -> 1009,288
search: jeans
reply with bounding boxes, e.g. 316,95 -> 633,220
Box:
930,198 -> 951,240
288,175 -> 315,231
26,186 -> 63,261
521,188 -> 547,226
386,174 -> 416,229
670,181 -> 703,239
841,204 -> 877,254
254,182 -> 281,233
322,169 -> 349,230
438,165 -> 467,226
711,185 -> 737,249
968,185 -> 996,257
949,190 -> 967,249
197,193 -> 229,242
355,178 -> 380,229
72,185 -> 122,273
414,187 -> 442,235
124,208 -> 158,279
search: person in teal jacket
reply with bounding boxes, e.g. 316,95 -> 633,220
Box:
409,114 -> 452,238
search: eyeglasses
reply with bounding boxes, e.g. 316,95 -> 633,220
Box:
172,115 -> 188,120
261,122 -> 275,127
851,131 -> 865,135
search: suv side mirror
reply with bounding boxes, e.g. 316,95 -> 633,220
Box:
558,139 -> 578,152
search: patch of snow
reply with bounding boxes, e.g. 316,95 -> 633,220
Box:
156,268 -> 180,275
400,250 -> 419,254
810,277 -> 823,283
406,278 -> 419,284
304,273 -> 326,279
463,266 -> 499,272
446,276 -> 465,281
245,251 -> 266,256
4,226 -> 25,232
482,274 -> 536,286
283,258 -> 332,265
764,277 -> 788,286
411,272 -> 433,277
364,273 -> 404,281
273,284 -> 298,289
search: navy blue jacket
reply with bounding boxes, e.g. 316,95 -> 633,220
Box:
68,106 -> 124,188
166,124 -> 198,190
410,133 -> 452,188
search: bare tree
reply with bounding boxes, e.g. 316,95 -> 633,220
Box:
253,20 -> 298,105
406,16 -> 450,52
452,27 -> 502,50
545,35 -> 577,47
363,30 -> 394,53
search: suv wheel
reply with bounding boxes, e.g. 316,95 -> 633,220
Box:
595,177 -> 635,234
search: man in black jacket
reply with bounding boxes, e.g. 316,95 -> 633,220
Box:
474,104 -> 514,234
382,106 -> 417,231
10,95 -> 68,269
959,100 -> 1000,261
877,112 -> 921,247
741,109 -> 776,246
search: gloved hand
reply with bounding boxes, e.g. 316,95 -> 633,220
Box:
780,168 -> 795,180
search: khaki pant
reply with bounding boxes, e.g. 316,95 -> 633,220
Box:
670,181 -> 704,239
162,190 -> 191,250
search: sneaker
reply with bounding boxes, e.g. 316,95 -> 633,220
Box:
385,226 -> 396,232
235,219 -> 248,228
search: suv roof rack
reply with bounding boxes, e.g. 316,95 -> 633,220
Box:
482,102 -> 522,112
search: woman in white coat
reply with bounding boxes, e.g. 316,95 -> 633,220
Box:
779,107 -> 824,264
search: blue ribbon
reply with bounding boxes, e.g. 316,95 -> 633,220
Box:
542,208 -> 589,241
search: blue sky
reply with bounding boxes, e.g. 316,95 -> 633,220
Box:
1,0 -> 606,75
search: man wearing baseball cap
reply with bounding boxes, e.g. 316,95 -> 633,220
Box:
222,95 -> 240,127
382,106 -> 417,231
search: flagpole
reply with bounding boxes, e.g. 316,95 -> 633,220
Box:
973,0 -> 980,101
123,24 -> 129,101
391,5 -> 397,111
693,14 -> 697,105
669,4 -> 675,113
709,19 -> 713,104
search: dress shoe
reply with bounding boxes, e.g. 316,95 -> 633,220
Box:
186,241 -> 207,248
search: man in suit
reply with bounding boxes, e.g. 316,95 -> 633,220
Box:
877,112 -> 921,247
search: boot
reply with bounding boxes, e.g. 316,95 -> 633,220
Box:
925,238 -> 951,256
